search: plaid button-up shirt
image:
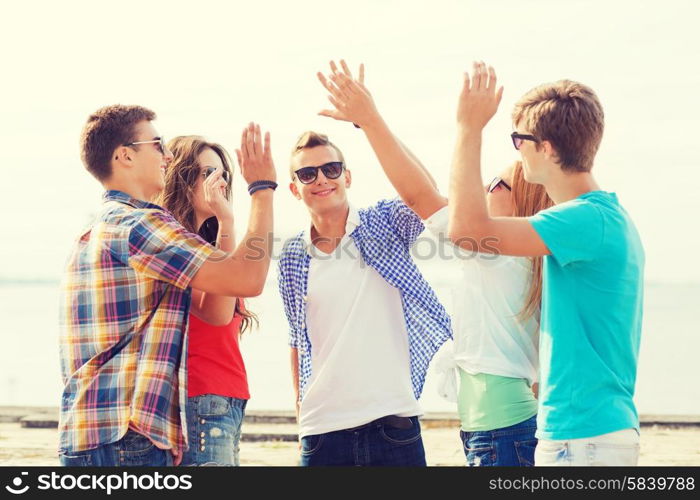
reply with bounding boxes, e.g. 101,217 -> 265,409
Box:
58,190 -> 214,459
278,198 -> 452,401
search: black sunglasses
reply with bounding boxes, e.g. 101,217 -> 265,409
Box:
202,166 -> 230,184
488,176 -> 512,193
294,161 -> 345,184
124,137 -> 167,155
510,132 -> 539,150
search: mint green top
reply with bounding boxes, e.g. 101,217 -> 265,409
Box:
458,369 -> 538,432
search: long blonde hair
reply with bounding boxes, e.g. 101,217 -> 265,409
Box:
156,135 -> 258,334
509,161 -> 554,321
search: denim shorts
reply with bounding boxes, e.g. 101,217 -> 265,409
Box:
300,415 -> 426,466
59,429 -> 174,467
459,414 -> 538,467
180,394 -> 247,466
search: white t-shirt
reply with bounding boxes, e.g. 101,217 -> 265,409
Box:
426,206 -> 539,400
299,206 -> 422,438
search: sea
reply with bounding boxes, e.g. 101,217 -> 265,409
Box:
1,272 -> 697,416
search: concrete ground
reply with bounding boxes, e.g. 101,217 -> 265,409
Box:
1,422 -> 699,466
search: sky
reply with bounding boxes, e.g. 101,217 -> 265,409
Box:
0,0 -> 698,283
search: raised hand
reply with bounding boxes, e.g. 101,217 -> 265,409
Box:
317,59 -> 379,129
456,61 -> 504,131
235,122 -> 277,185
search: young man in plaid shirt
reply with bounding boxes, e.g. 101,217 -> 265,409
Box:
59,107 -> 276,466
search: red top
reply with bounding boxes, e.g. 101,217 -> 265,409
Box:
187,311 -> 250,399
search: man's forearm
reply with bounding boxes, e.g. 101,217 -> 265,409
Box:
448,129 -> 490,243
231,189 -> 274,284
362,115 -> 440,208
397,138 -> 438,189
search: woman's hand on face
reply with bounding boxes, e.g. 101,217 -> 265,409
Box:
203,167 -> 233,222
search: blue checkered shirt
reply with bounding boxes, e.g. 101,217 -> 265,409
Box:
278,198 -> 452,401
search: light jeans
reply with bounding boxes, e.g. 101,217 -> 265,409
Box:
180,395 -> 247,466
535,428 -> 640,466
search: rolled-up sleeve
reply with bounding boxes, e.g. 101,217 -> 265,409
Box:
278,258 -> 300,348
127,211 -> 215,289
373,198 -> 425,249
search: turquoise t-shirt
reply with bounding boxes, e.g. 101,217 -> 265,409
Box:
528,191 -> 644,441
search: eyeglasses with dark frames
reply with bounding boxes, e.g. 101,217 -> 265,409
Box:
293,161 -> 345,184
124,137 -> 167,155
202,166 -> 230,184
510,132 -> 539,151
488,176 -> 512,193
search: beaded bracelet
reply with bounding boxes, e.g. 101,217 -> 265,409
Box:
248,180 -> 278,196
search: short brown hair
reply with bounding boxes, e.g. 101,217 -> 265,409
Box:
80,104 -> 156,181
289,131 -> 345,179
512,80 -> 604,172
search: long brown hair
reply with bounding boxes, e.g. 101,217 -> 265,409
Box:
509,161 -> 554,321
156,135 -> 258,334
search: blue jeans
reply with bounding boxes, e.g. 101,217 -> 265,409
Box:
300,416 -> 426,466
180,394 -> 247,466
59,430 -> 174,466
459,414 -> 538,466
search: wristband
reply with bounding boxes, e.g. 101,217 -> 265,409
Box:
248,180 -> 278,196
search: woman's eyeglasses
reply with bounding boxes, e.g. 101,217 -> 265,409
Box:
488,176 -> 512,193
510,132 -> 538,150
202,166 -> 230,184
293,161 -> 345,184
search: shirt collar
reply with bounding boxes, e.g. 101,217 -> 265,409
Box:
301,203 -> 361,249
103,190 -> 165,211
